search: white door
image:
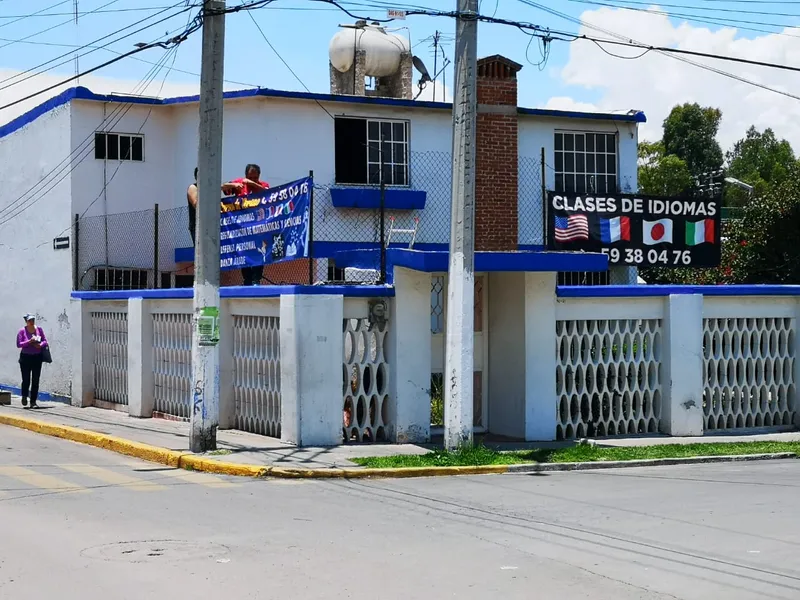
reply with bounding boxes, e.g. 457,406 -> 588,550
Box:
430,273 -> 489,433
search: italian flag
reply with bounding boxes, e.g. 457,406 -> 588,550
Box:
685,219 -> 715,246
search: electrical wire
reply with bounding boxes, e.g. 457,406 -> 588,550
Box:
0,5 -> 189,20
0,45 -> 185,231
566,0 -> 800,34
512,0 -> 800,103
0,0 -> 122,51
0,0 -> 73,31
0,1 -> 194,92
568,0 -> 800,18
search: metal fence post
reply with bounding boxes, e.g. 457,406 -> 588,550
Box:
73,213 -> 80,290
153,203 -> 160,289
379,135 -> 387,284
540,146 -> 547,247
308,170 -> 314,285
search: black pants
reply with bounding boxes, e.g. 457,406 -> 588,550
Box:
19,353 -> 43,403
241,266 -> 263,286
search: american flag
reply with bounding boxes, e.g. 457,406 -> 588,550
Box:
554,214 -> 589,242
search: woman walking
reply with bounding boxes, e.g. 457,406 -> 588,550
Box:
17,314 -> 48,408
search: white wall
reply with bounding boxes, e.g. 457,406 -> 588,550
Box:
67,96 -> 642,265
70,100 -> 179,274
171,97 -> 455,247
518,116 -> 639,246
0,105 -> 74,396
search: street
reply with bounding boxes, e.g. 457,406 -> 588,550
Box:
1,426 -> 799,599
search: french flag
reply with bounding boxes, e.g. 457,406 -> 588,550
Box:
599,216 -> 630,243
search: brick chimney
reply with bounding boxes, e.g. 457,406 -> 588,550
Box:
475,55 -> 522,251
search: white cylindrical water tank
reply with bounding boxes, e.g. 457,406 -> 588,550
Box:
329,24 -> 410,77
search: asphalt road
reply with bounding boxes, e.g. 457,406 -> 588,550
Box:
1,426 -> 799,600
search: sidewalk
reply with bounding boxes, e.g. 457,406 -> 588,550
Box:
1,396 -> 798,476
0,396 -> 434,470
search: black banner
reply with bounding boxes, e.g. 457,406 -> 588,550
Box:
546,191 -> 721,268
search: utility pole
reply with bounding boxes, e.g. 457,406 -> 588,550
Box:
190,0 -> 226,453
443,0 -> 478,450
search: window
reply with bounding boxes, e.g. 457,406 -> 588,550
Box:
554,132 -> 617,195
93,267 -> 150,291
334,117 -> 409,186
94,132 -> 144,162
558,271 -> 610,286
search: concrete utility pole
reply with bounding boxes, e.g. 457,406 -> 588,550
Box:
190,0 -> 226,453
443,0 -> 478,450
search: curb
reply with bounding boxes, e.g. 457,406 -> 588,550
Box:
0,413 -> 509,479
1,413 -> 795,479
506,452 -> 798,473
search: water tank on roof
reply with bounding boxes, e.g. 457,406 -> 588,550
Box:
329,22 -> 410,78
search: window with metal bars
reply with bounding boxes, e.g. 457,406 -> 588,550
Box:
554,131 -> 617,195
94,132 -> 144,162
93,267 -> 150,290
334,117 -> 409,186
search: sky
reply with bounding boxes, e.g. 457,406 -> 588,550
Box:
2,1 -> 800,153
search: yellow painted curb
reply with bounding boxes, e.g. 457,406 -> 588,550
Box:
0,413 -> 509,480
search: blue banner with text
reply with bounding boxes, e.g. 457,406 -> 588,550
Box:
219,176 -> 312,271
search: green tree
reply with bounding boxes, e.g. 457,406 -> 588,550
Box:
724,126 -> 796,206
638,141 -> 693,196
662,103 -> 724,177
642,164 -> 800,285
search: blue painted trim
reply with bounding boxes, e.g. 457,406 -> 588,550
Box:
71,285 -> 394,300
0,383 -> 70,404
519,107 -> 646,123
174,241 -> 451,263
175,242 -> 553,263
175,246 -> 194,263
334,248 -> 608,274
557,285 -> 800,298
1,85 -> 645,141
330,187 -> 427,210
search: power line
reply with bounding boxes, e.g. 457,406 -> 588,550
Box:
0,0 -> 122,50
512,0 -> 800,103
0,0 -> 72,30
569,0 -> 800,18
0,5 -> 191,20
0,44 -> 186,230
566,0 -> 800,33
0,2 -> 195,94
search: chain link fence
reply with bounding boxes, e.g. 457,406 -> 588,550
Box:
518,154 -> 546,249
72,151 -> 562,291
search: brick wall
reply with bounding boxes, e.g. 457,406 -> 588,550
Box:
475,56 -> 521,251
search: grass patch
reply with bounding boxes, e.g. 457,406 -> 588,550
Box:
350,441 -> 800,469
208,449 -> 233,456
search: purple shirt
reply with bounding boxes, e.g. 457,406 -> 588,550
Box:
17,326 -> 48,356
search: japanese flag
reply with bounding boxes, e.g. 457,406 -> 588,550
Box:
642,219 -> 673,245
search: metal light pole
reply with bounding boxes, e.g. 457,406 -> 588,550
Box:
443,0 -> 478,450
190,0 -> 225,453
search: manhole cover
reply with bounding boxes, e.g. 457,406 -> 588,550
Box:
81,540 -> 230,564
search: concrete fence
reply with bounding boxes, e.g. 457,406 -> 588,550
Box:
70,275 -> 800,447
71,286 -> 394,447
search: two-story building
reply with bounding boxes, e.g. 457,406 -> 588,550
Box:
0,46 -> 644,409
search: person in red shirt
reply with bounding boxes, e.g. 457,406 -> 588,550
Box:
230,163 -> 269,197
230,164 -> 270,285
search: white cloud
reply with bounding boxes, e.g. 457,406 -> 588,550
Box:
0,69 -> 210,126
415,81 -> 452,102
554,7 -> 800,151
544,96 -> 600,113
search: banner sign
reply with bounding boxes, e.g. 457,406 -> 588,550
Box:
219,176 -> 312,271
546,191 -> 721,267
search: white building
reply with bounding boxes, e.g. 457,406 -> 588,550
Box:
0,53 -> 644,401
